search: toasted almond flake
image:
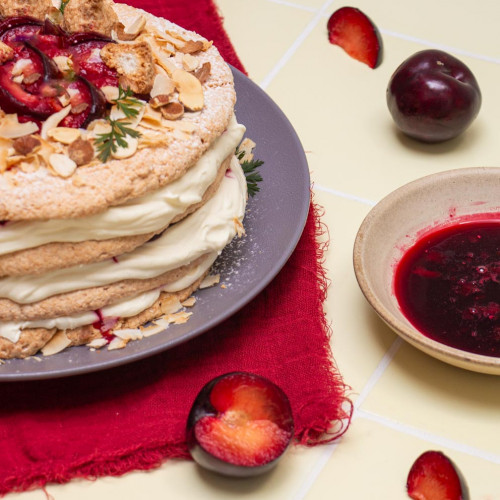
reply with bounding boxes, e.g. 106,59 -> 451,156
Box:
107,337 -> 128,350
234,218 -> 245,237
124,14 -> 146,35
0,115 -> 38,139
52,55 -> 73,72
172,68 -> 203,111
150,73 -> 175,98
58,92 -> 71,107
200,274 -> 220,289
111,136 -> 138,159
181,297 -> 196,307
87,338 -> 108,349
49,153 -> 77,177
114,328 -> 143,341
150,45 -> 177,76
41,331 -> 71,356
167,311 -> 192,325
11,58 -> 31,76
101,85 -> 119,102
47,127 -> 81,144
179,40 -> 204,54
238,138 -> 256,162
182,53 -> 199,72
160,102 -> 184,120
142,323 -> 166,337
41,105 -> 71,139
12,74 -> 24,84
193,62 -> 211,84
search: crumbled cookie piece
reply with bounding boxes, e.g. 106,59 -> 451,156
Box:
0,42 -> 14,64
101,41 -> 156,94
0,0 -> 52,20
63,0 -> 118,36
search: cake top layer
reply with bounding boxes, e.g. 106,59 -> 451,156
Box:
0,1 -> 236,221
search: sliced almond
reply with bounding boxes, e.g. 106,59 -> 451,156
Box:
111,136 -> 138,159
160,101 -> 184,120
179,40 -> 204,54
194,62 -> 211,84
52,55 -> 73,72
12,74 -> 24,84
47,127 -> 81,144
114,328 -> 143,341
200,274 -> 220,289
11,58 -> 31,76
41,106 -> 71,140
182,53 -> 199,72
107,337 -> 128,350
0,115 -> 38,139
49,153 -> 77,177
124,14 -> 146,36
41,331 -> 71,356
87,338 -> 107,349
101,85 -> 120,102
150,45 -> 177,76
172,68 -> 204,111
150,72 -> 175,98
149,94 -> 170,109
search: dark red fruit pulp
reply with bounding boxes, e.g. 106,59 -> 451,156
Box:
395,220 -> 500,357
92,309 -> 118,342
407,451 -> 465,500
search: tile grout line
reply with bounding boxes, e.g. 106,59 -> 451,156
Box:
258,0 -> 340,90
290,338 -> 404,500
312,183 -> 377,207
357,408 -> 500,465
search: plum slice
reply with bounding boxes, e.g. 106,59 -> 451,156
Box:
186,372 -> 294,477
327,7 -> 383,68
407,451 -> 469,500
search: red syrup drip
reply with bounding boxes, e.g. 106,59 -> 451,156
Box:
395,220 -> 500,357
92,309 -> 118,343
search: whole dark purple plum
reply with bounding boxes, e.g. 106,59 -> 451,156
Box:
387,49 -> 481,143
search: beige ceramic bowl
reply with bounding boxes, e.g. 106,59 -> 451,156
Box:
353,167 -> 500,375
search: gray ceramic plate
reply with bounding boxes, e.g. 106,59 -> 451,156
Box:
0,67 -> 310,381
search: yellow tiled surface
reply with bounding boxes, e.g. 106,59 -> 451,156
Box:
10,1 -> 500,499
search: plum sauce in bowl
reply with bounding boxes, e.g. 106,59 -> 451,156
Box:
353,167 -> 500,375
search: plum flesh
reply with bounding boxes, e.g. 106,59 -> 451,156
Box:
186,372 -> 294,477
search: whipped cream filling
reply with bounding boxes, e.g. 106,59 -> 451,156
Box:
0,156 -> 247,304
0,252 -> 218,343
0,115 -> 245,255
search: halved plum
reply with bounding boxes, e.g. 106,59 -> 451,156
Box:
407,451 -> 469,500
186,372 -> 294,477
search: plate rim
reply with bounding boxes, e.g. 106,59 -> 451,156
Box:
0,66 -> 311,381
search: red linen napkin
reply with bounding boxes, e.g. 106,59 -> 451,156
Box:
0,0 -> 352,495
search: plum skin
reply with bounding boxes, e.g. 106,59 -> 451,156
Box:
386,49 -> 481,143
186,371 -> 294,478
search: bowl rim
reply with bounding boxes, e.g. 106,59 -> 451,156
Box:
353,166 -> 500,374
